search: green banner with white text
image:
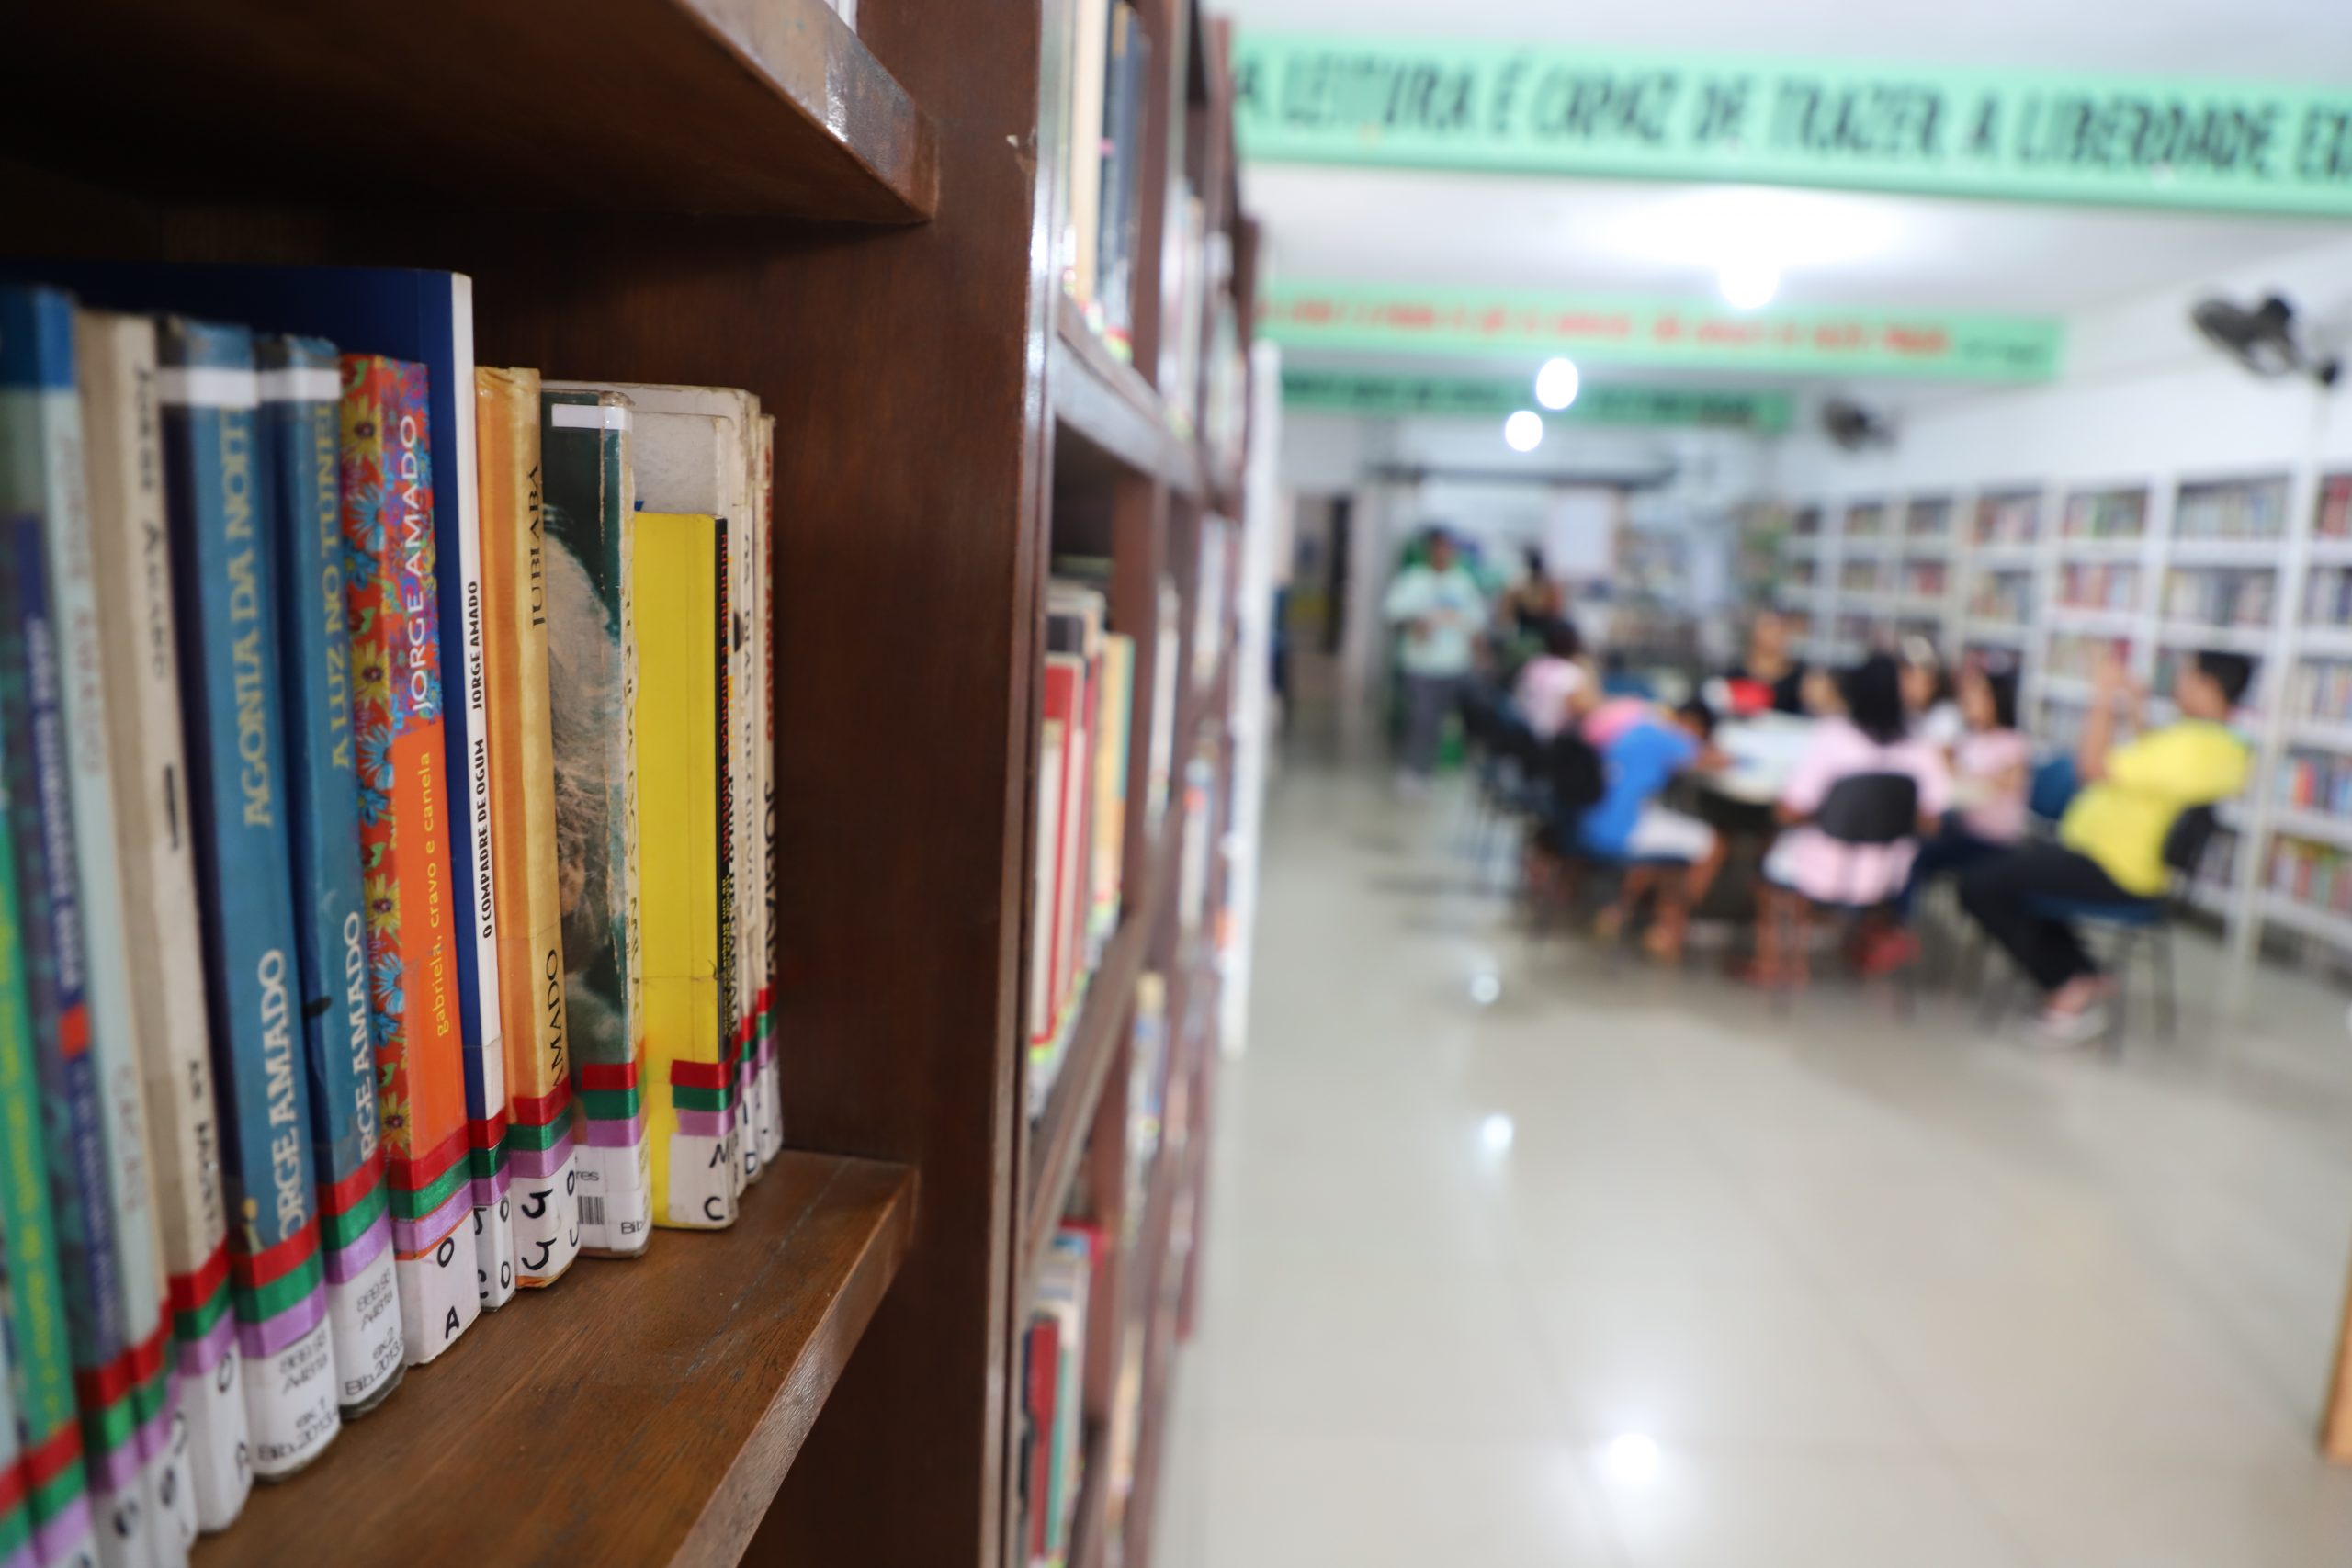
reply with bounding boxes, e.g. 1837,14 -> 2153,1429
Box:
1282,370 -> 1795,431
1261,284 -> 2064,380
1233,34 -> 2352,218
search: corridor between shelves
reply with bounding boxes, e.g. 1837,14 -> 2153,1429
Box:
1153,763 -> 2352,1567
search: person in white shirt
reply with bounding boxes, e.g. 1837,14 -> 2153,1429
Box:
1383,528 -> 1488,792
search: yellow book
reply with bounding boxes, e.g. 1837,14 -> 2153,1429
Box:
632,511 -> 735,1229
476,367 -> 582,1283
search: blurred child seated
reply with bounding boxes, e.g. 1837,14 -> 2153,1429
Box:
1880,664 -> 2030,967
1959,649 -> 2251,1040
1747,654 -> 1951,987
1577,699 -> 1724,964
1512,616 -> 1593,740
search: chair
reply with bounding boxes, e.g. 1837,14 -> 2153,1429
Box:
1982,805 -> 2218,1045
1769,771 -> 1923,1013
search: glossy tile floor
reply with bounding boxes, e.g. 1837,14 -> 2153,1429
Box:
1152,764 -> 2352,1567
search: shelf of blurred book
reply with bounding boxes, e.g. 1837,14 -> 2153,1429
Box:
1053,296 -> 1206,500
194,1153 -> 915,1568
0,0 -> 936,222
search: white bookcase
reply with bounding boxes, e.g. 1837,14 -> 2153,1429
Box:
1774,466 -> 2352,987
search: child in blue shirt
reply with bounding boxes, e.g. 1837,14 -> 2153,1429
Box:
1579,700 -> 1723,962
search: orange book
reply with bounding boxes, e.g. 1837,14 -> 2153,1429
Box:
341,355 -> 480,1363
477,367 -> 581,1286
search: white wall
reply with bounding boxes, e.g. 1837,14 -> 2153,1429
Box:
1776,230 -> 2352,505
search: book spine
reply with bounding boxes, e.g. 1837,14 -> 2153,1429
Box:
1,289 -> 187,1563
257,336 -> 404,1417
338,355 -> 481,1364
474,367 -> 578,1288
75,310 -> 251,1533
727,415 -> 756,1194
433,288 -> 514,1314
0,694 -> 93,1568
714,505 -> 743,1205
541,391 -> 649,1256
157,319 -> 342,1483
637,513 -> 734,1229
753,413 -> 781,1169
0,1340 -> 25,1568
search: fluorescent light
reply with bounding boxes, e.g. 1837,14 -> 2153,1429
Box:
1534,356 -> 1580,411
1479,1113 -> 1514,1154
1504,410 -> 1544,452
1602,1433 -> 1662,1485
1719,257 -> 1780,311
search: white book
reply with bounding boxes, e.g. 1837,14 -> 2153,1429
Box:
548,382 -> 761,1188
751,412 -> 781,1173
10,304 -> 187,1566
76,310 -> 252,1535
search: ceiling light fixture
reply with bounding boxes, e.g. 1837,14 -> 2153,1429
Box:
1534,356 -> 1580,411
1719,256 -> 1780,312
1503,410 -> 1544,452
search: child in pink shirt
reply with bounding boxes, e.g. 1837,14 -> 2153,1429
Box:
1746,654 -> 1949,987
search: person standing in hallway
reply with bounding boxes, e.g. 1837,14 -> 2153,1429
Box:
1383,526 -> 1487,794
1959,649 -> 2252,1039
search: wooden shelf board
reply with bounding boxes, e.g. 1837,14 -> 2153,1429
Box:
195,1152 -> 915,1568
0,0 -> 936,222
1052,296 -> 1204,498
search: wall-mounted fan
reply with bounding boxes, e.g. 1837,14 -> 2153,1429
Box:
2191,294 -> 2339,386
1821,397 -> 1893,452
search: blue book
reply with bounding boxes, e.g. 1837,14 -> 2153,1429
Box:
26,261 -> 513,1311
158,316 -> 342,1482
258,333 -> 404,1415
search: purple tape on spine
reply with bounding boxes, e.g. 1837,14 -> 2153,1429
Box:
675,1108 -> 729,1140
466,1165 -> 514,1208
390,1184 -> 473,1257
322,1211 -> 393,1282
507,1137 -> 574,1181
33,1497 -> 93,1563
233,1284 -> 328,1359
580,1111 -> 647,1150
81,1434 -> 142,1494
175,1305 -> 237,1377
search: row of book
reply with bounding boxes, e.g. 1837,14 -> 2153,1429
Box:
2276,750 -> 2352,816
2320,475 -> 2352,539
1968,568 -> 2035,621
1838,563 -> 1879,592
1898,560 -> 1948,597
2270,836 -> 2352,917
2057,561 -> 2141,612
2161,566 -> 2275,629
2304,566 -> 2352,627
1902,500 -> 1952,539
1058,0 -> 1152,360
0,265 -> 782,1568
1020,1225 -> 1099,1568
1841,502 -> 1887,537
2174,479 -> 2287,540
1026,572 -> 1178,1114
2047,634 -> 2132,681
1973,493 -> 2041,545
2290,659 -> 2352,727
2063,491 -> 2148,540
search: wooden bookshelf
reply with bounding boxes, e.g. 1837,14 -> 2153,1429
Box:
5,0 -> 1254,1561
191,1154 -> 914,1568
0,0 -> 936,221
